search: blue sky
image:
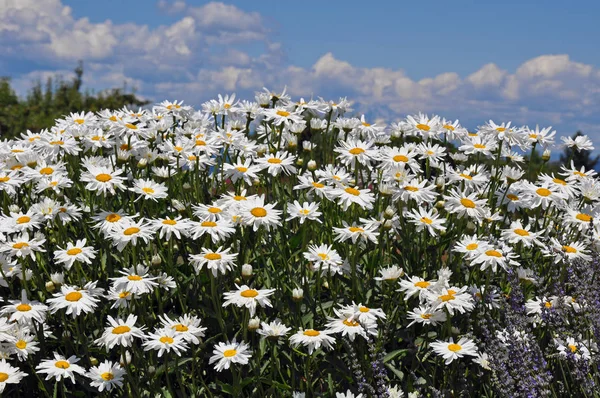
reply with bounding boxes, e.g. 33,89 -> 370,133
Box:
3,0 -> 600,147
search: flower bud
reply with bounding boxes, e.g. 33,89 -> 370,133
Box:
296,158 -> 304,167
51,272 -> 64,286
151,254 -> 162,266
234,277 -> 241,284
383,220 -> 393,230
322,281 -> 329,289
241,264 -> 253,279
176,256 -> 184,265
183,182 -> 192,190
542,149 -> 551,161
383,206 -> 395,219
435,200 -> 445,209
137,158 -> 147,169
8,205 -> 20,213
466,221 -> 476,231
45,281 -> 55,293
90,357 -> 99,366
435,177 -> 445,189
292,288 -> 304,302
307,160 -> 317,171
171,199 -> 186,212
248,317 -> 260,331
120,351 -> 132,366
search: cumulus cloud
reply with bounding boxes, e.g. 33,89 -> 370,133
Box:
3,0 -> 600,143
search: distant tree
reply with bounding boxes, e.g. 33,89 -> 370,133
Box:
560,131 -> 600,170
0,61 -> 149,139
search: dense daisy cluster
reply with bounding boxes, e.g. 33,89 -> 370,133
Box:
0,88 -> 599,396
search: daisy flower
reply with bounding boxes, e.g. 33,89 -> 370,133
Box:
131,178 -> 168,201
86,360 -> 125,392
0,290 -> 48,324
264,107 -> 303,126
209,340 -> 252,372
403,113 -> 441,139
398,275 -> 436,300
222,284 -> 275,317
555,336 -> 591,361
46,284 -> 100,318
108,219 -> 156,252
36,353 -> 86,383
10,329 -> 40,361
443,189 -> 487,221
561,134 -> 594,152
374,265 -> 404,282
396,178 -> 438,203
333,221 -> 379,244
159,314 -> 207,345
240,195 -> 282,231
453,234 -> 489,259
303,244 -> 343,270
223,159 -> 261,185
335,139 -> 377,167
470,245 -> 520,272
254,151 -> 297,176
91,210 -> 137,235
286,201 -> 322,224
257,320 -> 292,341
95,315 -> 146,350
143,328 -> 189,357
80,166 -> 127,196
111,265 -> 159,295
407,306 -> 447,327
53,239 -> 97,270
0,359 -> 27,393
325,316 -> 370,341
425,286 -> 476,315
293,174 -> 333,199
405,207 -> 446,236
189,247 -> 238,276
430,337 -> 478,365
0,232 -> 46,260
548,239 -> 592,263
500,222 -> 543,247
190,219 -> 236,242
330,185 -> 375,211
289,329 -> 336,354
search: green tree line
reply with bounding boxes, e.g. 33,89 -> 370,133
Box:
0,61 -> 149,138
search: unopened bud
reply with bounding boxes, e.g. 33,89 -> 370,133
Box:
383,220 -> 393,230
137,158 -> 147,169
151,254 -> 162,266
542,149 -> 551,161
120,351 -> 132,366
248,318 -> 260,331
383,206 -> 395,219
296,158 -> 304,167
176,256 -> 184,265
45,281 -> 56,293
8,205 -> 20,213
466,221 -> 476,231
435,200 -> 445,209
292,288 -> 304,302
241,264 -> 253,279
90,357 -> 99,366
307,160 -> 317,171
435,177 -> 445,189
234,277 -> 241,284
182,182 -> 191,190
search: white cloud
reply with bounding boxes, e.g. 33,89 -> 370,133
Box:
3,0 -> 600,144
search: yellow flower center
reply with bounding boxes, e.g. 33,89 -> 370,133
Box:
460,198 -> 476,208
299,209 -> 310,215
174,146 -> 183,152
343,319 -> 360,327
15,340 -> 27,349
241,289 -> 259,298
443,124 -> 455,131
109,115 -> 118,122
173,324 -> 188,332
568,344 -> 577,353
345,187 -> 360,196
311,182 -> 325,188
251,207 -> 267,217
459,173 -> 473,180
127,275 -> 143,281
414,281 -> 430,289
74,118 -> 85,125
204,253 -> 222,261
112,325 -> 131,334
362,122 -> 371,127
359,306 -> 369,313
448,343 -> 462,352
562,245 -> 577,253
421,313 -> 432,319
348,226 -> 364,233
236,167 -> 248,172
514,229 -> 529,236
101,372 -> 114,381
466,243 -> 478,251
267,158 -> 282,164
123,227 -> 140,236
106,213 -> 121,223
545,301 -> 552,308
0,176 -> 9,182
496,127 -> 506,132
16,216 -> 31,224
142,187 -> 155,194
576,213 -> 592,222
95,173 -> 112,182
201,221 -> 217,227
55,360 -> 70,369
317,253 -> 330,261
160,336 -> 174,344
574,171 -> 586,177
125,123 -> 137,130
276,110 -> 290,117
162,219 -> 177,225
416,124 -> 430,131
223,349 -> 237,357
39,167 -> 54,175
65,291 -> 83,302
66,248 -> 82,256
119,291 -> 130,299
404,186 -> 419,192
486,250 -> 502,257
507,194 -> 519,201
303,329 -> 320,337
393,154 -> 409,162
349,147 -> 365,155
552,178 -> 567,186
196,140 -> 206,146
224,103 -> 232,109
474,144 -> 486,149
536,188 -> 551,197
420,217 -> 433,225
16,303 -> 31,312
50,140 -> 64,145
